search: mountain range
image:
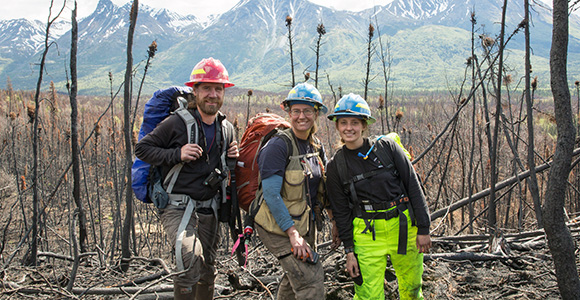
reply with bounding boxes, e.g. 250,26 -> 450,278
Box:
1,0 -> 579,95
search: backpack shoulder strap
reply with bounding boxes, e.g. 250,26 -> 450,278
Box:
371,136 -> 395,171
373,136 -> 409,196
276,128 -> 296,157
334,147 -> 365,216
175,95 -> 188,110
164,109 -> 199,193
175,108 -> 198,145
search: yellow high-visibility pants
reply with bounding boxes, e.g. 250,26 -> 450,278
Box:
353,208 -> 424,300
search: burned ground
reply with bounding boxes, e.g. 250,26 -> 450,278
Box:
2,221 -> 577,299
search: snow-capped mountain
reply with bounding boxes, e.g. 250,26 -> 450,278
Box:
385,0 -> 454,20
0,0 -> 201,60
141,5 -> 202,34
0,18 -> 69,58
0,0 -> 578,94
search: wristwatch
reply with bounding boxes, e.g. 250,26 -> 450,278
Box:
344,247 -> 354,254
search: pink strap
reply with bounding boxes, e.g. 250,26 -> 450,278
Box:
231,234 -> 249,268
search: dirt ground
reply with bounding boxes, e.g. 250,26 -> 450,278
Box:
1,225 -> 576,300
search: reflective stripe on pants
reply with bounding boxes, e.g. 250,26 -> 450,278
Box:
353,208 -> 424,300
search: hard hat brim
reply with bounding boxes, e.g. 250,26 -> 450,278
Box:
185,80 -> 235,88
327,112 -> 376,124
282,99 -> 328,114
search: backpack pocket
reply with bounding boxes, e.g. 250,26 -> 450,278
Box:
148,166 -> 169,209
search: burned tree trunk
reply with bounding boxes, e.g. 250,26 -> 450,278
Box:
121,0 -> 139,272
68,0 -> 88,255
543,0 -> 580,298
524,0 -> 543,228
24,1 -> 66,267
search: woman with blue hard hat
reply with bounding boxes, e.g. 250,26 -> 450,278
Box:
252,82 -> 338,299
325,93 -> 431,300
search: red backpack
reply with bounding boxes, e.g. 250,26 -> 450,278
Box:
235,113 -> 290,211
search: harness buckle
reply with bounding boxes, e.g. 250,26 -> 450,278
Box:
361,199 -> 374,211
168,194 -> 190,207
353,174 -> 365,182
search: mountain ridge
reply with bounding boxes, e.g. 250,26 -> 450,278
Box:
0,0 -> 578,95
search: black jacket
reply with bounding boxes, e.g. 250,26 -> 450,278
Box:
326,137 -> 430,248
134,109 -> 234,201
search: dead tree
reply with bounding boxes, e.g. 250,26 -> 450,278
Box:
363,22 -> 375,101
286,15 -> 296,87
131,41 -> 157,131
24,0 -> 65,267
375,20 -> 393,134
488,0 -> 509,237
543,0 -> 580,297
108,73 -> 122,264
314,23 -> 326,89
67,0 -> 88,255
430,147 -> 580,221
467,10 -> 477,234
245,89 -> 253,127
523,0 -> 543,228
121,0 -> 139,272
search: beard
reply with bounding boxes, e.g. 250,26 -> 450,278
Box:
197,99 -> 222,115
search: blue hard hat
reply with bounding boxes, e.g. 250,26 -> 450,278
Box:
280,83 -> 328,114
327,93 -> 376,124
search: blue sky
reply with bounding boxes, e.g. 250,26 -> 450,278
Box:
1,0 -> 392,22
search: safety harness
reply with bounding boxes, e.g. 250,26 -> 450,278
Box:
335,136 -> 416,255
162,98 -> 231,274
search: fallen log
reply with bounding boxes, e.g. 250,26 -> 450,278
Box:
114,271 -> 168,287
37,251 -> 97,262
511,239 -> 546,251
424,252 -> 506,262
433,219 -> 580,244
2,281 -> 235,297
1,282 -> 173,295
74,284 -> 173,295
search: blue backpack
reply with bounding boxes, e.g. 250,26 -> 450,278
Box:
131,86 -> 194,204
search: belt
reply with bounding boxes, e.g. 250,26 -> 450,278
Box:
360,195 -> 409,212
168,194 -> 215,209
359,198 -> 414,255
360,208 -> 399,220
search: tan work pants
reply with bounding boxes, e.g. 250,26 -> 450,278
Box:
256,224 -> 325,300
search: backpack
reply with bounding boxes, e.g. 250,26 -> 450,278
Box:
131,86 -> 195,204
235,113 -> 291,211
386,132 -> 411,160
